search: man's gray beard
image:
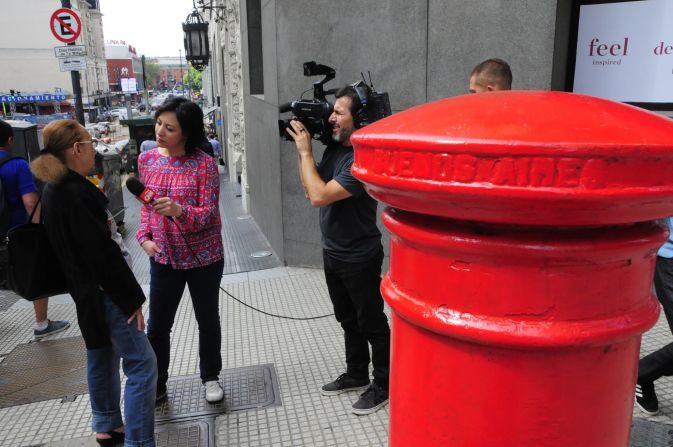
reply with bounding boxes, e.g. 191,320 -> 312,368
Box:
332,128 -> 353,144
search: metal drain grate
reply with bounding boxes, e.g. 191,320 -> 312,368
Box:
156,419 -> 213,447
631,418 -> 673,447
0,336 -> 87,409
156,363 -> 281,421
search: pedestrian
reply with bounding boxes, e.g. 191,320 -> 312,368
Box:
286,83 -> 391,415
136,97 -> 225,405
636,217 -> 673,415
0,119 -> 70,339
207,133 -> 222,159
468,58 -> 512,93
140,138 -> 158,153
30,119 -> 157,447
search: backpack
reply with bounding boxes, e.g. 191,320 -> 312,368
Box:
0,155 -> 24,240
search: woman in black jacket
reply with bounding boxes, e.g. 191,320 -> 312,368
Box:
31,120 -> 157,447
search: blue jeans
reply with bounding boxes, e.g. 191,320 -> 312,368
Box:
147,258 -> 224,395
87,295 -> 157,447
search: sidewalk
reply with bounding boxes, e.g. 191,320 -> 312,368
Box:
0,169 -> 672,446
0,170 -> 389,447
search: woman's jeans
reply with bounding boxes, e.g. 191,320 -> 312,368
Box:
147,258 -> 224,394
87,295 -> 157,447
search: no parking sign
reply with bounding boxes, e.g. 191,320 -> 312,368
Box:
50,8 -> 82,44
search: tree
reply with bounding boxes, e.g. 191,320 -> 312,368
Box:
144,61 -> 161,90
184,65 -> 203,92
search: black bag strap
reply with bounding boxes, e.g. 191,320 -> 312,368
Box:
27,194 -> 42,224
0,155 -> 23,168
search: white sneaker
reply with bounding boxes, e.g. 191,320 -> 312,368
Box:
205,380 -> 224,403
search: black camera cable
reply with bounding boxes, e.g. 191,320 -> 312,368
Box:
169,218 -> 335,321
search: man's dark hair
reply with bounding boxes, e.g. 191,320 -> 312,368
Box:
0,120 -> 13,148
335,84 -> 369,116
154,97 -> 206,154
471,58 -> 513,90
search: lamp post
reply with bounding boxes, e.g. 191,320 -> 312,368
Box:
182,9 -> 210,72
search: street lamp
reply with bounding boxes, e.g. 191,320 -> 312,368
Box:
182,9 -> 209,71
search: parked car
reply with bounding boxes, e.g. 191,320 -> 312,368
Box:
97,110 -> 114,122
85,122 -> 111,139
110,108 -> 140,120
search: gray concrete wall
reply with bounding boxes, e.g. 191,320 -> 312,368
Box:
428,0 -> 559,100
242,0 -> 286,261
243,0 -> 565,267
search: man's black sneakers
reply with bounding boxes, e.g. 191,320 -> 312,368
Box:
635,382 -> 659,415
352,382 -> 389,415
320,373 -> 370,396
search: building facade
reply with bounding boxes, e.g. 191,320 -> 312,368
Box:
150,56 -> 187,91
197,0 -> 666,268
105,41 -> 144,97
0,0 -> 110,112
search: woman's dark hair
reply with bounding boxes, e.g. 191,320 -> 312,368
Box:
154,97 -> 206,154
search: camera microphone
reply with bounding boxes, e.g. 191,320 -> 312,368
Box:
126,177 -> 174,222
279,102 -> 293,113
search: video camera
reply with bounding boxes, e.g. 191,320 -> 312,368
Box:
278,61 -> 392,144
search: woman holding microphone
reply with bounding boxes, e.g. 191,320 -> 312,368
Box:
136,97 -> 224,405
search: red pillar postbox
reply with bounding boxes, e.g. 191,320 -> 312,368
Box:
351,91 -> 673,446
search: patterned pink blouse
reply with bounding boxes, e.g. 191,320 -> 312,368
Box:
136,149 -> 223,269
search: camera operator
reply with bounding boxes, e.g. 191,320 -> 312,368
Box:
286,84 -> 390,415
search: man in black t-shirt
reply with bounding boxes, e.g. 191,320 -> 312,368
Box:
286,84 -> 390,415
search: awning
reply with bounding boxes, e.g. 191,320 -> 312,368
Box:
202,106 -> 218,116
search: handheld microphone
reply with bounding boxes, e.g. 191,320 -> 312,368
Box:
126,177 -> 173,222
126,177 -> 157,204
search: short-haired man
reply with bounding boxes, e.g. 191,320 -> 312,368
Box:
0,120 -> 70,339
286,85 -> 391,415
469,58 -> 512,93
207,133 -> 222,160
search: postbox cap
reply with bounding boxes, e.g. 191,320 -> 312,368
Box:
351,91 -> 673,226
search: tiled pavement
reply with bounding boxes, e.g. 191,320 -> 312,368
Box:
0,169 -> 389,447
2,168 -> 673,446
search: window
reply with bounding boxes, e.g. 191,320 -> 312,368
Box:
246,0 -> 263,95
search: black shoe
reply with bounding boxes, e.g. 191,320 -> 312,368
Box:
320,373 -> 370,396
352,382 -> 389,415
95,431 -> 124,446
636,382 -> 659,415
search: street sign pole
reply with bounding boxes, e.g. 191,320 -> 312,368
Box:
61,0 -> 85,125
142,55 -> 150,112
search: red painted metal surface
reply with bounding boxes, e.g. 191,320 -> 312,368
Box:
350,91 -> 673,446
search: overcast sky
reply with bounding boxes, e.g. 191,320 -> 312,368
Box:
99,0 -> 196,57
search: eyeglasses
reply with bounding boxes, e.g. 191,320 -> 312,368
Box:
77,139 -> 98,148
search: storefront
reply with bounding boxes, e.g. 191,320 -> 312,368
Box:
0,91 -> 74,127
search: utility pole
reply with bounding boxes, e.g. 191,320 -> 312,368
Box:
61,0 -> 85,125
179,49 -> 184,94
141,55 -> 150,113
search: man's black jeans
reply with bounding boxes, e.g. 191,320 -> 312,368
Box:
639,256 -> 673,383
147,257 -> 224,394
323,247 -> 391,390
